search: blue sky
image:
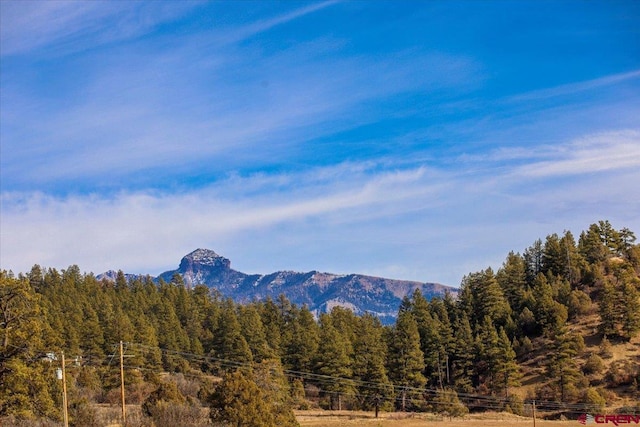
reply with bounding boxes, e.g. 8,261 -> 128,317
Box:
1,1 -> 639,286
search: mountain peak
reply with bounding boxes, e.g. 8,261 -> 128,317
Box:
154,248 -> 456,323
182,248 -> 228,267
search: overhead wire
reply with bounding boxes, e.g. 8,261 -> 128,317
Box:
120,341 -> 602,414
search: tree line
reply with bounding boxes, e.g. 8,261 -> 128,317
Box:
1,220 -> 639,425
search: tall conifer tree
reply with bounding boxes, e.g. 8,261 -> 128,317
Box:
352,314 -> 393,410
387,310 -> 426,411
314,314 -> 354,410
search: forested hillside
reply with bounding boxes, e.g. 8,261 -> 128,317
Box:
1,220 -> 639,426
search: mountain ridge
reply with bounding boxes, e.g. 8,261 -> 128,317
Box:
101,248 -> 457,322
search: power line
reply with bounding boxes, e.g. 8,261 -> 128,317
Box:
120,341 -> 603,414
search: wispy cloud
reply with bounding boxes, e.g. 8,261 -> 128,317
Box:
0,1 -> 203,57
516,130 -> 640,177
2,35 -> 477,190
223,0 -> 340,44
0,164 -> 432,273
2,129 -> 639,284
508,69 -> 640,102
2,2 -> 639,287
0,2 -> 478,192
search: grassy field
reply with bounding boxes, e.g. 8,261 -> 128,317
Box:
294,410 -> 578,427
96,405 -> 582,427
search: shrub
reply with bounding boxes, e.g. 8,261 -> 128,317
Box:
517,336 -> 534,357
68,398 -> 99,427
570,333 -> 585,353
146,401 -> 208,427
172,373 -> 202,401
599,337 -> 614,359
567,290 -> 592,318
291,378 -> 311,409
142,380 -> 186,417
505,395 -> 525,416
606,360 -> 639,387
141,380 -> 209,427
0,416 -> 60,427
126,381 -> 156,405
615,404 -> 640,415
208,369 -> 299,427
583,354 -> 605,375
583,388 -> 606,413
433,388 -> 468,419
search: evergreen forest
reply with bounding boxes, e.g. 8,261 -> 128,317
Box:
1,220 -> 640,426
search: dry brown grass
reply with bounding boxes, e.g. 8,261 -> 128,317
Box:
294,410 -> 575,427
514,309 -> 640,406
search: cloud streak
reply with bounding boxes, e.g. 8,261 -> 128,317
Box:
516,130 -> 640,177
2,35 -> 478,190
508,69 -> 640,102
0,165 -> 430,274
0,1 -> 203,57
223,0 -> 340,44
2,130 -> 639,284
2,2 -> 639,287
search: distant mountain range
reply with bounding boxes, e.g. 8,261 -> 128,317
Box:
99,248 -> 457,323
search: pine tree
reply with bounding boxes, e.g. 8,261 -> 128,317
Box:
314,314 -> 354,410
352,314 -> 393,410
259,297 -> 284,357
494,328 -> 521,398
410,290 -> 444,388
79,305 -> 105,363
283,306 -> 319,374
497,252 -> 527,312
542,233 -> 565,278
579,224 -> 608,264
450,315 -> 475,393
461,269 -> 511,329
559,230 -> 584,285
598,280 -> 618,337
621,281 -> 640,340
328,306 -> 358,347
0,271 -> 56,419
619,228 -> 637,259
172,280 -> 207,357
532,273 -> 568,336
597,220 -> 622,255
211,301 -> 253,372
131,313 -> 162,369
238,305 -> 275,363
545,328 -> 582,402
252,359 -> 299,426
524,239 -> 544,285
387,310 -> 426,411
421,311 -> 445,388
115,270 -> 128,291
473,316 -> 501,394
429,298 -> 455,360
103,305 -> 135,349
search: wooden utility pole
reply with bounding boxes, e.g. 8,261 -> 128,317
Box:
437,352 -> 443,389
61,352 -> 69,427
445,354 -> 450,385
532,400 -> 536,427
120,341 -> 126,426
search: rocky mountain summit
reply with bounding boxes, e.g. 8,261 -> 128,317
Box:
153,248 -> 456,323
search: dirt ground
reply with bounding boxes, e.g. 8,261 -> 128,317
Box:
294,410 -> 579,427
